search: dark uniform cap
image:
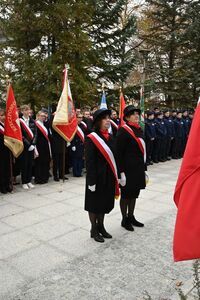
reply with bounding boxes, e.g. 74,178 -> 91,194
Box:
146,111 -> 154,116
155,111 -> 163,117
163,109 -> 170,114
92,108 -> 111,124
123,105 -> 141,117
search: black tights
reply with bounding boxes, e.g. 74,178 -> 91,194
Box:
88,212 -> 105,228
120,198 -> 136,218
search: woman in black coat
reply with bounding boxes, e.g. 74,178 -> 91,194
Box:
116,105 -> 146,231
85,108 -> 119,243
0,109 -> 12,194
34,111 -> 52,184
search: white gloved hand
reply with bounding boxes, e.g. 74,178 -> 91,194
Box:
119,172 -> 126,187
88,185 -> 96,192
72,146 -> 76,151
145,171 -> 149,185
28,145 -> 35,151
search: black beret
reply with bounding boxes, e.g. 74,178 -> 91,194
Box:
123,105 -> 141,117
93,108 -> 111,124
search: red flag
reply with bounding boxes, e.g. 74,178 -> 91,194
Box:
119,91 -> 126,127
53,68 -> 77,142
4,84 -> 23,158
173,102 -> 200,262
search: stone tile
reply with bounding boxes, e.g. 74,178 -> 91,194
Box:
2,210 -> 48,229
0,261 -> 26,298
0,203 -> 26,219
49,228 -> 99,257
61,196 -> 84,209
7,244 -> 70,279
43,190 -> 78,201
64,209 -> 90,228
22,216 -> 76,241
0,221 -> 15,235
6,195 -> 57,209
33,202 -> 77,218
0,231 -> 40,259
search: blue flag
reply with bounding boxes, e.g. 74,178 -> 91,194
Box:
100,91 -> 107,109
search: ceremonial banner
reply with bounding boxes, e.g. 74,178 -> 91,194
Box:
100,90 -> 107,109
4,84 -> 23,158
53,68 -> 77,142
119,91 -> 126,127
173,101 -> 200,262
140,86 -> 145,129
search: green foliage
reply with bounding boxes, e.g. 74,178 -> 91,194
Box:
0,0 -> 138,108
141,0 -> 200,107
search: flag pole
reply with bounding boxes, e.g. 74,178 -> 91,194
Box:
62,64 -> 69,183
5,75 -> 14,191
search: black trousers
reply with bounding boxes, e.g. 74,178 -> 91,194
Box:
20,150 -> 34,184
0,148 -> 11,192
146,139 -> 154,163
52,153 -> 64,179
164,137 -> 172,159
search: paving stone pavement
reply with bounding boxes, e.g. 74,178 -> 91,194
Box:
0,160 -> 193,300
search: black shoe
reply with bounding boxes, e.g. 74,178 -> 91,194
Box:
167,157 -> 171,160
129,215 -> 144,227
1,189 -> 7,194
149,161 -> 154,165
153,160 -> 159,163
121,217 -> 134,231
54,177 -> 59,182
90,227 -> 104,243
59,176 -> 69,180
98,226 -> 112,239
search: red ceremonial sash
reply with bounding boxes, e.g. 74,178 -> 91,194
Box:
88,132 -> 120,199
35,121 -> 52,158
110,119 -> 118,130
20,118 -> 34,140
77,126 -> 85,143
122,124 -> 146,162
0,124 -> 4,135
81,121 -> 87,130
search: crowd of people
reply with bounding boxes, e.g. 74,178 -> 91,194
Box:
0,105 -> 194,194
0,104 -> 194,241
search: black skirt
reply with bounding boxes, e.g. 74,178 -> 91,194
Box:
121,187 -> 140,199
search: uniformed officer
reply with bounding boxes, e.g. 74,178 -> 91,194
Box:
154,111 -> 167,162
172,111 -> 185,159
163,110 -> 175,160
145,111 -> 156,165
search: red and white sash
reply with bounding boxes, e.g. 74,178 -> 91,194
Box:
35,120 -> 52,158
77,126 -> 85,143
20,118 -> 34,140
81,121 -> 87,130
0,123 -> 4,135
122,124 -> 146,163
88,132 -> 120,199
110,119 -> 118,130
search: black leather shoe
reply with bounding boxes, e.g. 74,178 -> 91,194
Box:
121,217 -> 134,231
129,216 -> 144,227
54,177 -> 59,182
90,227 -> 104,243
98,226 -> 112,238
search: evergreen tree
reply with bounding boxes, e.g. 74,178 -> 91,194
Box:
141,0 -> 192,106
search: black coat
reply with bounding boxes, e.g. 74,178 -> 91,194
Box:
0,127 -> 11,191
84,131 -> 117,214
116,124 -> 146,198
50,116 -> 66,154
20,117 -> 37,150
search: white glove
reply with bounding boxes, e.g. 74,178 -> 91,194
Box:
88,185 -> 96,192
119,172 -> 126,187
145,171 -> 149,185
72,146 -> 76,151
28,145 -> 35,151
